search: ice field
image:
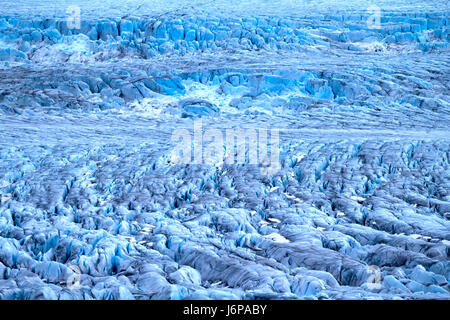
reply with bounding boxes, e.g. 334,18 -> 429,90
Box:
0,0 -> 449,299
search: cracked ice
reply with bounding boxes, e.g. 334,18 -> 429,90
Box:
0,0 -> 449,300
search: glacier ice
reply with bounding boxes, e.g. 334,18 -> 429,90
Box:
0,0 -> 449,300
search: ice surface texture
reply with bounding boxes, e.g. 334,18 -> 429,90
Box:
0,0 -> 449,300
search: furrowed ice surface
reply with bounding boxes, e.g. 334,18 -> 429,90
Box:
0,0 -> 449,300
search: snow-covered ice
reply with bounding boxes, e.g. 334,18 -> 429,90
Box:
0,0 -> 449,300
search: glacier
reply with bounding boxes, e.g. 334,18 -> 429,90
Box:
0,0 -> 449,300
